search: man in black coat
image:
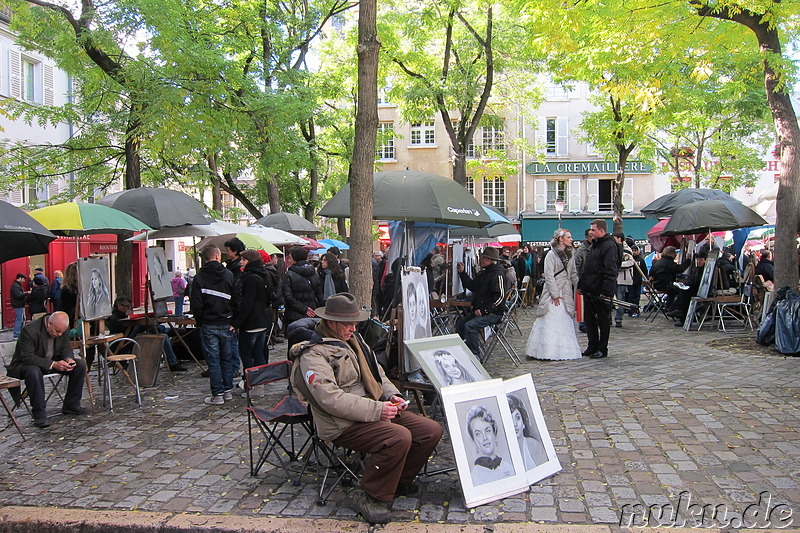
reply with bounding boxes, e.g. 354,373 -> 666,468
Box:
577,219 -> 619,359
650,246 -> 692,308
456,247 -> 507,357
7,311 -> 87,427
755,250 -> 775,282
282,246 -> 323,326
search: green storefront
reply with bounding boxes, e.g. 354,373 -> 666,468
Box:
520,215 -> 657,247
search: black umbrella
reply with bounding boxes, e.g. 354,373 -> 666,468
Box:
450,221 -> 520,240
319,170 -> 492,227
97,187 -> 214,229
661,200 -> 767,235
255,212 -> 320,235
0,201 -> 58,263
640,188 -> 736,219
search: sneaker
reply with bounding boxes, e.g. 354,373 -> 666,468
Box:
169,363 -> 188,372
204,395 -> 224,405
351,490 -> 391,523
236,380 -> 246,391
630,313 -> 639,318
222,389 -> 233,401
615,321 -> 622,328
33,417 -> 50,428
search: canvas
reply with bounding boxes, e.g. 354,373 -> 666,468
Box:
405,334 -> 491,391
78,257 -> 112,320
400,269 -> 431,373
148,247 -> 172,300
441,379 -> 529,508
503,374 -> 562,485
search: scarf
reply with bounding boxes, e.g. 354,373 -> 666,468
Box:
474,456 -> 503,470
316,319 -> 383,401
524,253 -> 533,275
322,269 -> 336,301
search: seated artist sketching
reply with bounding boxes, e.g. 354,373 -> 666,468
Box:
107,296 -> 188,372
289,293 -> 443,524
5,311 -> 87,428
455,247 -> 507,357
667,252 -> 708,325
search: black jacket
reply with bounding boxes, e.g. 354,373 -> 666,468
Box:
578,234 -> 619,297
318,269 -> 349,303
650,255 -> 692,292
26,286 -> 48,314
282,260 -> 323,325
190,260 -> 235,326
755,259 -> 774,282
459,260 -> 507,316
632,254 -> 648,285
10,280 -> 26,308
265,264 -> 283,307
234,262 -> 272,330
7,315 -> 73,378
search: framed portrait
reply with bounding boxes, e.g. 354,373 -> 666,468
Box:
405,334 -> 491,392
503,374 -> 562,485
442,379 -> 529,508
77,257 -> 112,320
147,247 -> 172,300
400,269 -> 431,373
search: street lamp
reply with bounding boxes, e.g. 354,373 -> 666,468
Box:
554,197 -> 565,228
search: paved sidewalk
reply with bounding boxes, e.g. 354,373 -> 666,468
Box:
1,308 -> 799,530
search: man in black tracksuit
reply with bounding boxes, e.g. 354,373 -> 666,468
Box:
456,247 -> 507,357
577,219 -> 619,359
191,245 -> 237,405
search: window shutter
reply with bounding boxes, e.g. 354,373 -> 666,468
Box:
556,117 -> 568,157
568,178 -> 581,212
586,178 -> 599,212
623,177 -> 634,212
534,179 -> 546,212
9,189 -> 23,205
536,117 -> 546,153
9,50 -> 20,99
44,64 -> 54,106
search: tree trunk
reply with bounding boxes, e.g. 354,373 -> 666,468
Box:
116,104 -> 144,303
452,152 -> 467,186
349,0 -> 379,310
267,175 -> 281,214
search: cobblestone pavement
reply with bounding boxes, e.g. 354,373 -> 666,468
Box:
1,308 -> 799,529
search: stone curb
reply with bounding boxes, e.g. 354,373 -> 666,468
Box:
2,506 -> 779,533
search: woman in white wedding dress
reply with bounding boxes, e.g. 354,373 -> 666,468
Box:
525,228 -> 582,360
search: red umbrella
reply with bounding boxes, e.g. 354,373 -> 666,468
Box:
300,236 -> 324,250
647,218 -> 724,253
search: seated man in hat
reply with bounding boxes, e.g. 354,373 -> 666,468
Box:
455,247 -> 508,357
289,293 -> 443,524
6,311 -> 87,427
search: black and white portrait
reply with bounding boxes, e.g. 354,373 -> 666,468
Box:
401,269 -> 431,341
406,334 -> 491,392
147,247 -> 172,300
503,374 -> 562,485
78,257 -> 112,320
441,379 -> 528,508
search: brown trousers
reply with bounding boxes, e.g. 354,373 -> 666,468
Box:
333,410 -> 443,502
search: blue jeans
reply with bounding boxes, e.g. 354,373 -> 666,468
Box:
13,307 -> 24,338
615,285 -> 630,322
173,297 -> 184,317
238,330 -> 267,370
200,324 -> 235,395
456,312 -> 502,356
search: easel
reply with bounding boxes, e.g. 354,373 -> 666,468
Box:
683,250 -> 719,331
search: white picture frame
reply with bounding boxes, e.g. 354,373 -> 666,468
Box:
400,269 -> 430,373
77,256 -> 112,320
405,334 -> 491,392
441,379 -> 529,508
503,374 -> 562,485
147,247 -> 172,300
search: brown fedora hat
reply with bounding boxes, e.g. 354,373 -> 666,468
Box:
479,247 -> 501,261
314,292 -> 371,322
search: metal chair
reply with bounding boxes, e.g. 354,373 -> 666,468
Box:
0,340 -> 65,417
717,284 -> 754,332
480,295 -> 523,367
103,337 -> 142,411
244,361 -> 313,483
518,275 -> 533,313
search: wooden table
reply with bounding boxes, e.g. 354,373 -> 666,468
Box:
123,316 -> 205,371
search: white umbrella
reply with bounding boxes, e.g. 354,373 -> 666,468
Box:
128,221 -> 304,246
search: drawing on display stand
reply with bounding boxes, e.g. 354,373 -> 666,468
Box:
78,257 -> 112,320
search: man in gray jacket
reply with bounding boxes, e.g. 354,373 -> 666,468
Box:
289,293 -> 442,523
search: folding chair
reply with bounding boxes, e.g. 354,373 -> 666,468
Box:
244,361 -> 314,483
299,415 -> 365,506
500,288 -> 523,336
480,299 -> 522,367
518,275 -> 533,314
642,282 -> 670,322
0,340 -> 65,417
717,284 -> 754,332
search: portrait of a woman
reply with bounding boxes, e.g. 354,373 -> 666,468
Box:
465,405 -> 515,486
433,349 -> 476,387
507,393 -> 548,470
